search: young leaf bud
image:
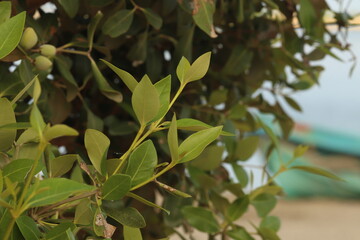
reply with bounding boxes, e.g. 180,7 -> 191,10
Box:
35,56 -> 53,71
19,27 -> 38,50
40,44 -> 57,57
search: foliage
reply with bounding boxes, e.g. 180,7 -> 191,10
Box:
0,0 -> 351,239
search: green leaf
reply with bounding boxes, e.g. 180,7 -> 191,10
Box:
258,118 -> 279,149
58,0 -> 79,18
260,216 -> 281,232
88,11 -> 103,50
125,140 -> 157,186
26,178 -> 95,207
0,169 -> 3,192
54,56 -> 78,96
102,206 -> 146,228
227,227 -> 255,240
258,227 -> 280,240
123,226 -> 143,240
251,193 -> 277,217
3,159 -> 41,183
290,165 -> 343,181
184,52 -> 211,83
16,215 -> 41,240
93,207 -> 106,237
49,154 -> 78,177
84,129 -> 109,175
101,59 -> 138,92
141,8 -> 162,30
235,136 -> 259,161
85,105 -> 104,131
178,126 -> 222,163
30,105 -> 46,136
232,164 -> 248,187
0,98 -> 16,151
90,59 -> 123,103
102,174 -> 131,200
44,124 -> 78,142
299,0 -> 317,35
192,0 -> 217,38
293,145 -> 309,158
182,206 -> 220,234
0,122 -> 31,130
74,199 -> 93,225
225,197 -> 249,222
284,96 -> 302,112
174,118 -> 232,136
190,145 -> 224,171
45,222 -> 76,240
132,75 -> 160,125
102,9 -> 134,38
0,1 -> 11,25
153,75 -> 171,120
167,114 -> 178,164
176,57 -> 190,83
0,11 -> 25,59
127,192 -> 170,215
0,198 -> 12,208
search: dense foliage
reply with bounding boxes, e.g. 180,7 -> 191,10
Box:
0,0 -> 351,239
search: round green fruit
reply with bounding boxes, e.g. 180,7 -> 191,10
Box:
40,44 -> 57,57
19,27 -> 38,50
35,56 -> 53,71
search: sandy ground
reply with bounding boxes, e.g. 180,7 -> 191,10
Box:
171,198 -> 360,240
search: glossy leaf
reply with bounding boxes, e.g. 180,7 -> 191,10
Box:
290,165 -> 343,181
125,140 -> 157,186
235,136 -> 259,161
178,126 -> 222,163
101,59 -> 138,92
84,129 -> 110,175
58,0 -> 79,18
167,114 -> 178,164
132,75 -> 160,125
45,222 -> 76,240
102,9 -> 134,38
88,11 -> 103,50
0,12 -> 25,59
174,118 -> 232,136
49,154 -> 78,177
91,59 -> 123,103
141,8 -> 162,30
102,174 -> 131,200
184,52 -> 211,83
0,98 -> 16,151
26,178 -> 95,207
182,206 -> 220,234
192,0 -> 217,38
74,199 -> 93,225
16,215 -> 41,240
123,226 -> 142,240
3,159 -> 41,183
103,206 -> 146,228
44,124 -> 78,142
153,75 -> 171,120
0,1 -> 11,25
176,57 -> 190,83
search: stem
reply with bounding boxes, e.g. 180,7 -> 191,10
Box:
3,217 -> 15,240
57,48 -> 90,57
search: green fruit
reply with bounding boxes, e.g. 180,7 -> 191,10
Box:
19,27 -> 38,50
40,44 -> 57,57
35,56 -> 53,71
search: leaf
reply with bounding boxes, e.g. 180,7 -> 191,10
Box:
102,174 -> 131,200
290,165 -> 343,181
174,118 -> 232,136
88,11 -> 103,50
44,124 -> 78,142
125,140 -> 158,186
258,118 -> 279,149
0,11 -> 25,59
93,207 -> 106,237
16,215 -> 41,240
299,0 -> 316,35
141,8 -> 162,30
235,136 -> 259,161
26,178 -> 95,207
0,98 -> 16,151
0,1 -> 11,25
153,75 -> 171,120
131,75 -> 160,125
293,145 -> 308,158
102,206 -> 146,228
58,0 -> 79,18
123,226 -> 143,240
227,227 -> 255,240
225,197 -> 249,222
260,216 -> 281,232
49,154 -> 78,177
3,159 -> 41,183
192,0 -> 217,38
232,164 -> 248,187
30,105 -> 46,136
190,145 -> 224,171
45,222 -> 76,240
101,59 -> 138,92
102,9 -> 134,38
184,52 -> 211,83
182,206 -> 220,234
54,56 -> 78,99
74,199 -> 93,225
85,105 -> 104,131
0,198 -> 12,208
176,57 -> 190,83
90,59 -> 123,103
84,129 -> 110,175
251,193 -> 277,217
178,126 -> 222,163
284,96 -> 302,112
167,114 -> 178,164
